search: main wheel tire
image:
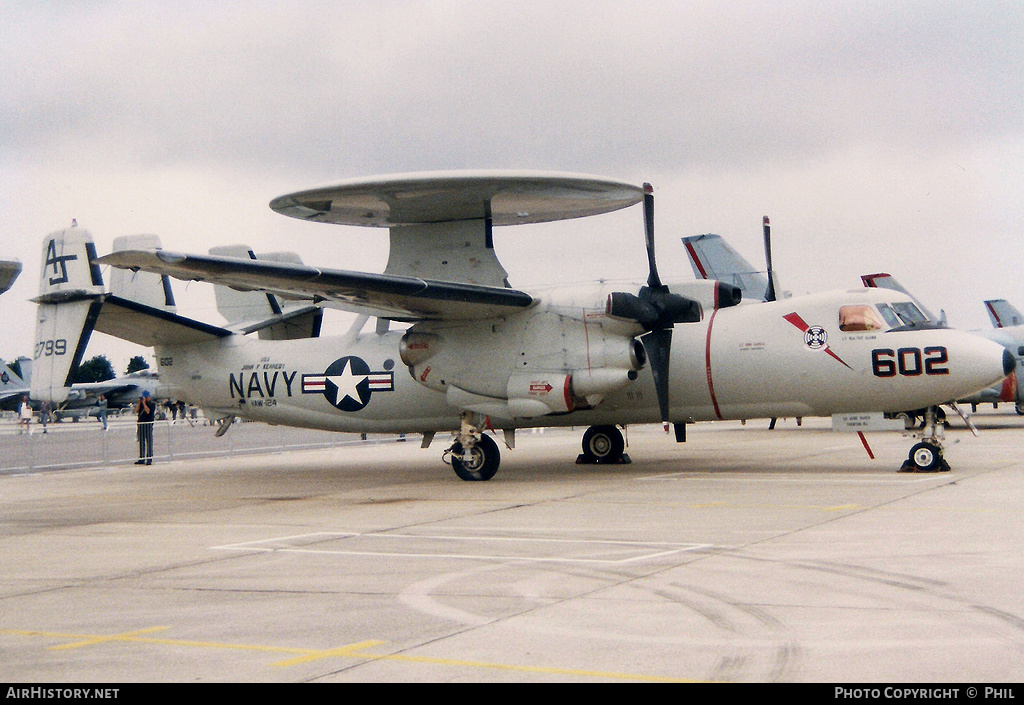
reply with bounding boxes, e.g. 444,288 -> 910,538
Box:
581,425 -> 625,463
451,433 -> 500,481
908,441 -> 941,472
1016,402 -> 1024,416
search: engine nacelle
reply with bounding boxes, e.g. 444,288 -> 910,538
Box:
507,373 -> 573,417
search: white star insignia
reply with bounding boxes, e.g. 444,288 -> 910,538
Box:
327,360 -> 367,404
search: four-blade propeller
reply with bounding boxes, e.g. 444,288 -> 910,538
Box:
606,183 -> 701,429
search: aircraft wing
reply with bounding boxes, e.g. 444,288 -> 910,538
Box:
97,250 -> 536,321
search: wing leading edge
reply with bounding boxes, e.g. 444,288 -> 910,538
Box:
96,250 -> 536,321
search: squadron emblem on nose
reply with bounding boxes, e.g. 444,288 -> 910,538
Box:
804,326 -> 828,349
302,356 -> 394,412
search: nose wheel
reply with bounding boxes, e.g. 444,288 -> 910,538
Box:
900,407 -> 951,473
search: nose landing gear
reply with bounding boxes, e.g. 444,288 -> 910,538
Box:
900,406 -> 951,473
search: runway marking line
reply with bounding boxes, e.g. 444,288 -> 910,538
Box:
211,531 -> 710,565
0,627 -> 698,682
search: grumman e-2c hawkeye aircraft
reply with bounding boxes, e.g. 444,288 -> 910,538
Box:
33,172 -> 1013,479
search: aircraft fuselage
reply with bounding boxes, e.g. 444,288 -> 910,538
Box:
156,285 -> 1011,434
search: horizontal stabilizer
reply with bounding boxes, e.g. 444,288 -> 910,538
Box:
984,299 -> 1024,329
94,295 -> 232,347
97,249 -> 536,321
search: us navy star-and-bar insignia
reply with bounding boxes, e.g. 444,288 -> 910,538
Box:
302,356 -> 394,412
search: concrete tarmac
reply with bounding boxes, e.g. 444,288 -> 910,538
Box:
1,413 -> 1023,683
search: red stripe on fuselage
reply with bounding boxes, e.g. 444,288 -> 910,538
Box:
705,308 -> 723,419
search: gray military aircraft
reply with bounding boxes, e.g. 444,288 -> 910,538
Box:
0,258 -> 22,296
32,171 -> 1012,478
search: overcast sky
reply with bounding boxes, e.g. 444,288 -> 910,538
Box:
3,1 -> 1023,370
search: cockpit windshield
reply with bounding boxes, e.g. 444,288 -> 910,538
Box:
879,301 -> 929,327
840,301 -> 932,332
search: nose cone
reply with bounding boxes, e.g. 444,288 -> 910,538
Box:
956,335 -> 1019,398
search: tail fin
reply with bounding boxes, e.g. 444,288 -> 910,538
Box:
682,233 -> 774,302
861,272 -> 944,325
209,245 -> 322,339
31,227 -> 106,404
984,299 -> 1024,329
108,234 -> 176,312
1,358 -> 28,387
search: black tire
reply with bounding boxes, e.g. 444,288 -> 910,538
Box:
1016,402 -> 1024,416
908,442 -> 941,472
451,433 -> 500,481
581,425 -> 625,463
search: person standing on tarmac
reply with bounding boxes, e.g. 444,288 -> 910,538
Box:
134,391 -> 155,465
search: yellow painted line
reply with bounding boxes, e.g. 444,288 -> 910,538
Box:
271,640 -> 388,666
49,626 -> 171,651
1,627 -> 700,682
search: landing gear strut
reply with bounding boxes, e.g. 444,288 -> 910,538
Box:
444,412 -> 501,481
900,406 -> 950,473
577,425 -> 630,464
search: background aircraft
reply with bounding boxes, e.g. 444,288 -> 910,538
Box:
32,172 -> 1012,478
963,299 -> 1024,415
0,259 -> 21,296
0,359 -> 30,411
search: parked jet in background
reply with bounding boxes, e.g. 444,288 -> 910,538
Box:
0,359 -> 30,411
0,258 -> 21,296
32,172 -> 1013,477
967,299 -> 1024,415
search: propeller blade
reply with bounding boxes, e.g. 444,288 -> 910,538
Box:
642,327 -> 673,427
763,215 -> 777,302
643,183 -> 662,289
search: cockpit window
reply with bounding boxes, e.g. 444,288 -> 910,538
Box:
839,305 -> 886,332
875,304 -> 902,328
890,301 -> 928,326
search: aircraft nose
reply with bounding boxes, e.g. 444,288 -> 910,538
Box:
1004,348 -> 1016,377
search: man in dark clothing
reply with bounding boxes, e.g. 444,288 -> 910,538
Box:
135,391 -> 155,465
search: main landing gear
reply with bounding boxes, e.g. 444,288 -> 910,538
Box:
441,418 -> 632,480
443,412 -> 501,481
576,425 -> 630,464
900,406 -> 951,473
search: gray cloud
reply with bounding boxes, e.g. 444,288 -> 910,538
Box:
2,1 -> 1023,363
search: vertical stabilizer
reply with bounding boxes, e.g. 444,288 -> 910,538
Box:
31,227 -> 106,404
984,300 -> 1024,329
861,272 -> 943,325
109,234 -> 176,311
681,233 -> 773,302
209,245 -> 322,339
